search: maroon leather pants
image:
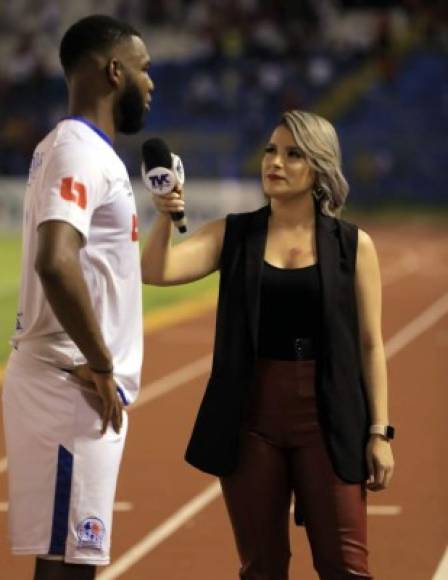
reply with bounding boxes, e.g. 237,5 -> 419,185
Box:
220,359 -> 372,580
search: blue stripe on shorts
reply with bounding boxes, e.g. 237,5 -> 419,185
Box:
116,385 -> 129,406
49,445 -> 73,555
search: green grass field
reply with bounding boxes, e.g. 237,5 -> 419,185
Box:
0,234 -> 218,366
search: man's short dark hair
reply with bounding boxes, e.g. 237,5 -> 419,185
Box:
59,14 -> 141,75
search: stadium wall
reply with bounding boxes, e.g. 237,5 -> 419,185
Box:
0,178 -> 266,232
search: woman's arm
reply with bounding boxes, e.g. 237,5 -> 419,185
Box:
355,229 -> 394,491
141,188 -> 226,286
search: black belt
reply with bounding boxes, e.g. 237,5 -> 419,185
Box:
258,337 -> 316,361
293,337 -> 315,361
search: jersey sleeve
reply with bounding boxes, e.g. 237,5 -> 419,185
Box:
36,143 -> 106,240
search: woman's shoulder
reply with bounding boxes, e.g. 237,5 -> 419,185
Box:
335,215 -> 374,248
334,216 -> 375,250
335,217 -> 377,261
357,228 -> 376,258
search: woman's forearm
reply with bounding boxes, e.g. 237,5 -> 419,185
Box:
360,342 -> 389,425
141,213 -> 174,285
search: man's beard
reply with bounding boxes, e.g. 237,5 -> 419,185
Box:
115,75 -> 145,135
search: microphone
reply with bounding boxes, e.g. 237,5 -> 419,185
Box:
141,137 -> 187,233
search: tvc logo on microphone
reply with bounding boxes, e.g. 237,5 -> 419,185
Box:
144,168 -> 177,195
150,173 -> 170,188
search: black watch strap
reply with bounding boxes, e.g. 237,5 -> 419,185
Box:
369,424 -> 395,440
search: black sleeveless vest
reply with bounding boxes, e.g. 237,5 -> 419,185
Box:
185,204 -> 370,483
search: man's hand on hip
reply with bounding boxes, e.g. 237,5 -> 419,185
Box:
71,364 -> 123,434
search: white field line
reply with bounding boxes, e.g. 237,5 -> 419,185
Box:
96,291 -> 448,579
433,547 -> 448,580
0,501 -> 133,514
384,292 -> 448,359
97,482 -> 221,580
113,502 -> 133,512
367,505 -> 402,516
131,354 -> 212,411
288,504 -> 402,516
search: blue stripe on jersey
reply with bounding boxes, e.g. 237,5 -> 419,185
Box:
116,385 -> 129,406
49,445 -> 73,555
64,115 -> 113,147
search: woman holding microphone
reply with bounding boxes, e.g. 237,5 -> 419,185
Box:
141,110 -> 394,580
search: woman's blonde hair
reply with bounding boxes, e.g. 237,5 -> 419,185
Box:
281,110 -> 349,216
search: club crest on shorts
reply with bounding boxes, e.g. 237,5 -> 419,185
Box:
77,517 -> 105,549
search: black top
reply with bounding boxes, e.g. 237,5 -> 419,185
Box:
258,261 -> 321,359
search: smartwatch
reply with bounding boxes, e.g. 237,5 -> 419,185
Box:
369,424 -> 395,441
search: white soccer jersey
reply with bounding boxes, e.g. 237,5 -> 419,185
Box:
12,117 -> 142,404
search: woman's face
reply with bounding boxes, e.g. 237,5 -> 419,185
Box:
261,125 -> 315,201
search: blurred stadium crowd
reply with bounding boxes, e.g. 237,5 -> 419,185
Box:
0,0 -> 447,206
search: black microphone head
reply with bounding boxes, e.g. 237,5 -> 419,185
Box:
142,138 -> 172,171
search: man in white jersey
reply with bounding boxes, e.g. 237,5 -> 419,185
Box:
2,15 -> 153,580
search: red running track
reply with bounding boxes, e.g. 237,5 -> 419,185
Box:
0,220 -> 447,580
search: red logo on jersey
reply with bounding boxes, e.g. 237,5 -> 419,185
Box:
131,214 -> 139,241
60,177 -> 87,209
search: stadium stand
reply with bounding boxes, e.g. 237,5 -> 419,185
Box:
0,0 -> 446,206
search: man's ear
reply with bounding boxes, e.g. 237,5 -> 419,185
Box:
106,57 -> 122,88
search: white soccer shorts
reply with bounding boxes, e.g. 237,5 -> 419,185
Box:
2,349 -> 128,566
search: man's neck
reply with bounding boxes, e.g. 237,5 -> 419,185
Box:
67,97 -> 115,143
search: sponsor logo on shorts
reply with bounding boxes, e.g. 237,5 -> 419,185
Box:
77,517 -> 105,550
